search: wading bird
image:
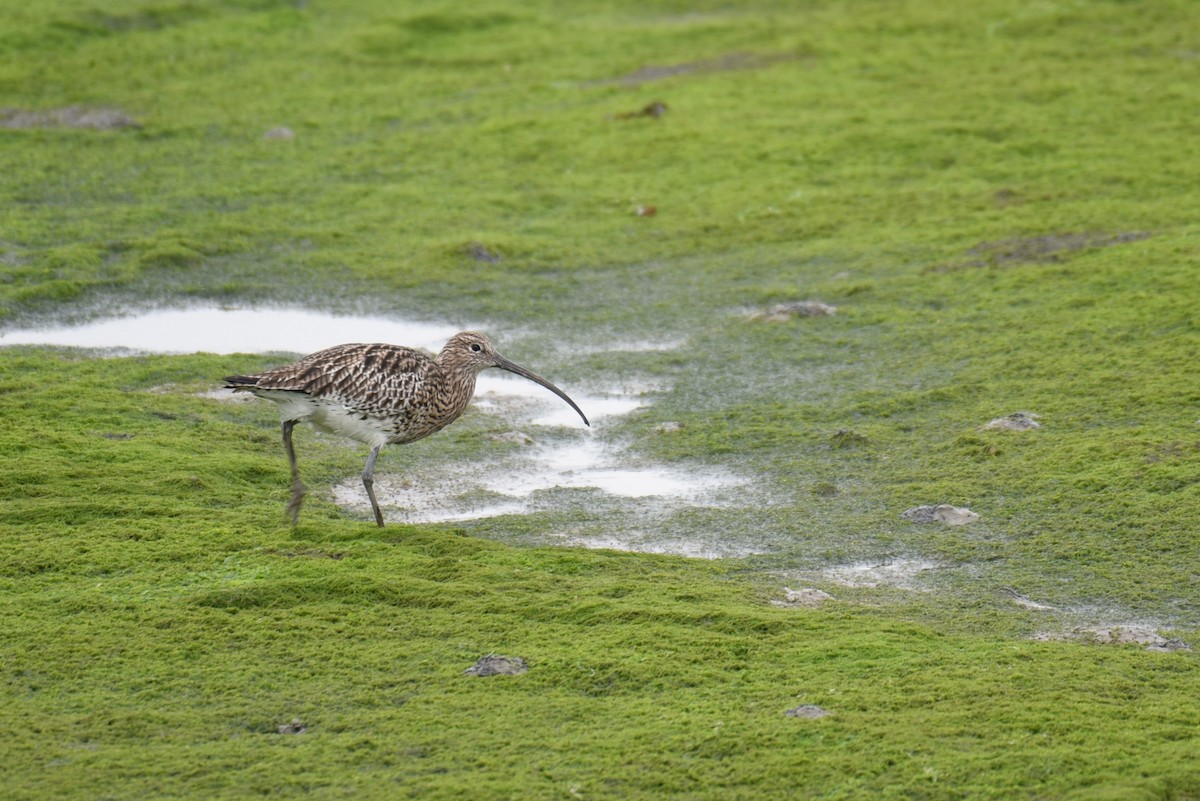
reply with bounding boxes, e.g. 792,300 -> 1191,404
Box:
225,331 -> 589,526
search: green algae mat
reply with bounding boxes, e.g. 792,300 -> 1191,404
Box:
2,1 -> 1200,798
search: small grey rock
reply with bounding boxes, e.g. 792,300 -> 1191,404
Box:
655,421 -> 684,433
277,718 -> 306,734
980,412 -> 1042,431
263,126 -> 295,140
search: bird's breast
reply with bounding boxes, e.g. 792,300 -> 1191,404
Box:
322,375 -> 477,446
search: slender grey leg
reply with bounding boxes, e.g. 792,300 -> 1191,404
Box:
282,420 -> 306,525
362,445 -> 385,527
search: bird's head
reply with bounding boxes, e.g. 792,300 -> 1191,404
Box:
439,331 -> 589,427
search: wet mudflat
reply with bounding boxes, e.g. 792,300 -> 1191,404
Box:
4,2 -> 1199,796
2,305 -> 748,552
4,303 -> 1192,644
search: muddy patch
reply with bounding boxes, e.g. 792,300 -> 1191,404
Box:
771,587 -> 835,608
560,527 -> 763,560
465,655 -> 528,676
785,704 -> 832,719
814,558 -> 944,591
0,106 -> 139,130
901,505 -> 979,525
1001,587 -> 1058,611
749,300 -> 837,322
1033,625 -> 1191,652
933,231 -> 1151,272
830,429 -> 868,448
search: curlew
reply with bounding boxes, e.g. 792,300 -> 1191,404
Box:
225,331 -> 589,527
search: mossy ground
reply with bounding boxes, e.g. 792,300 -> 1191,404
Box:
2,0 -> 1199,798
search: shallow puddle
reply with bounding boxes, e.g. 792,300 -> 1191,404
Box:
339,431 -> 745,526
0,306 -> 464,354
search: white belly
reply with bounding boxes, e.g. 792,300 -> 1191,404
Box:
251,389 -> 391,449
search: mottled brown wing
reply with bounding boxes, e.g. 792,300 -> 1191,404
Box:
244,343 -> 436,414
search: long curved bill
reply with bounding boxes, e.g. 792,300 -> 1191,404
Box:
494,355 -> 590,427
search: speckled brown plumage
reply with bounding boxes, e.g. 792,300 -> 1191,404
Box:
228,342 -> 476,445
224,331 -> 588,527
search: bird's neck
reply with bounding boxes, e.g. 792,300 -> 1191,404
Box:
432,362 -> 479,420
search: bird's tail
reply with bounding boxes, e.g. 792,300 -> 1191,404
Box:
224,374 -> 261,391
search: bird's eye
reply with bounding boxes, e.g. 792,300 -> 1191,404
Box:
470,343 -> 482,353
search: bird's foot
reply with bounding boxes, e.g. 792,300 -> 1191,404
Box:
285,481 -> 307,526
362,474 -> 385,527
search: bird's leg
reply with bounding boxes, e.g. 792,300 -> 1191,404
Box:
282,420 -> 306,525
362,445 -> 385,528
